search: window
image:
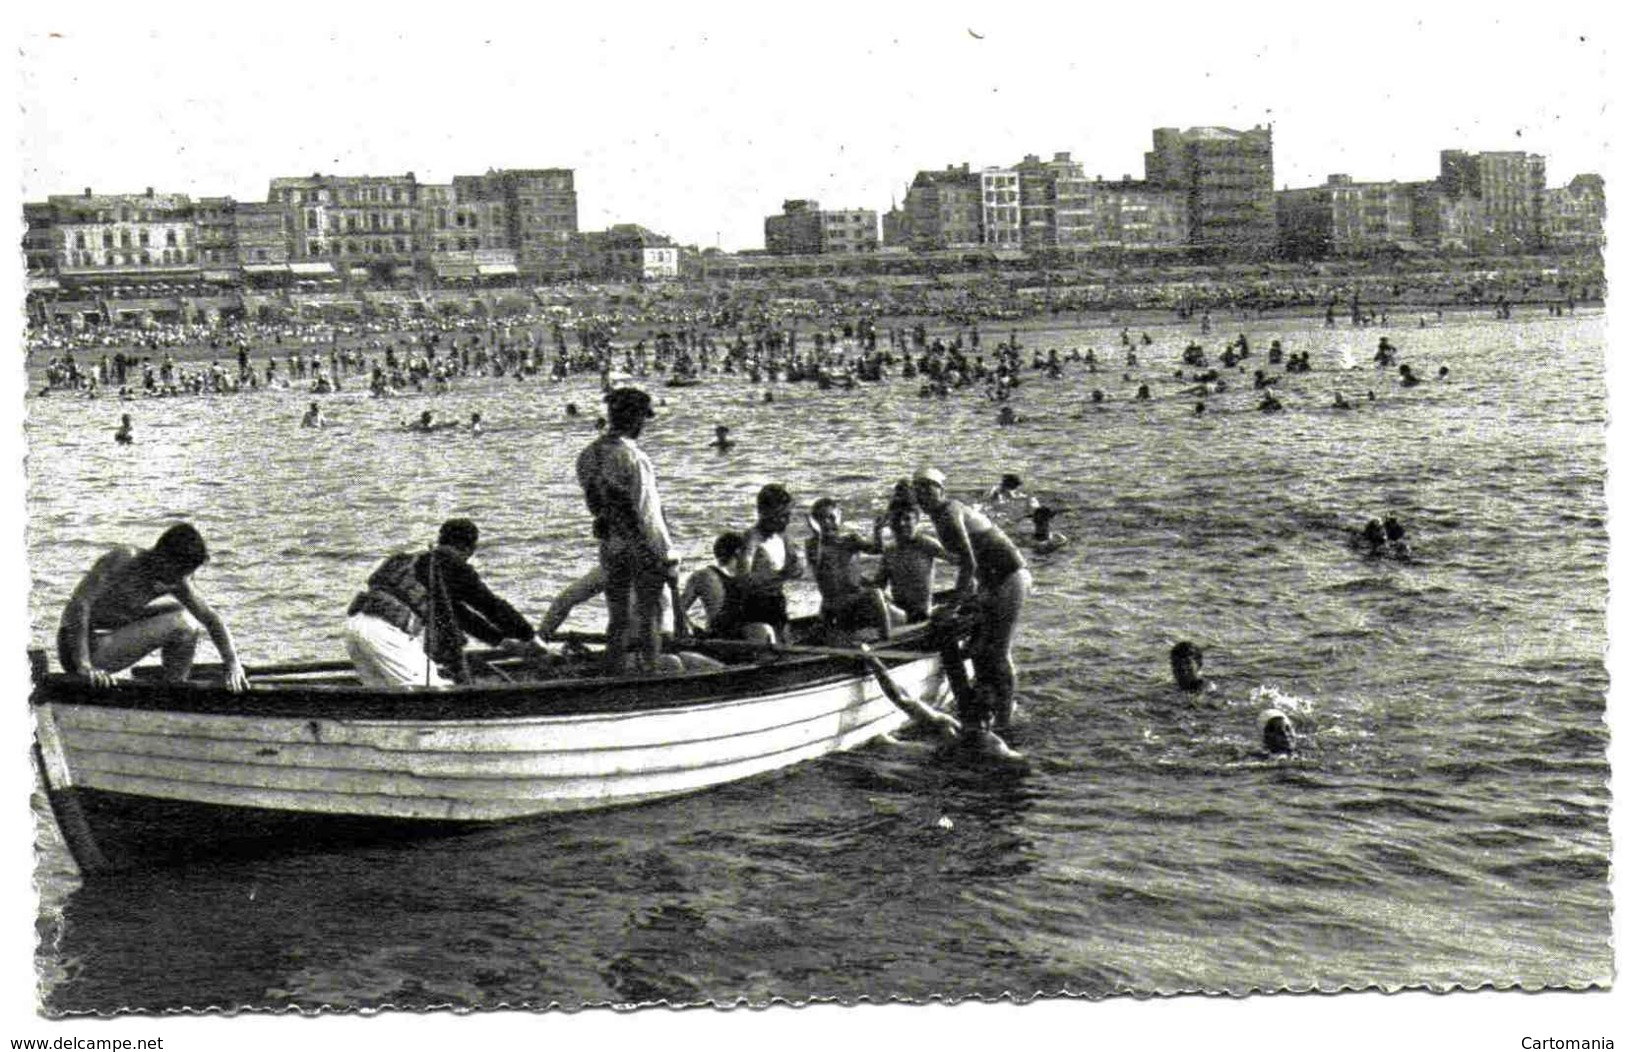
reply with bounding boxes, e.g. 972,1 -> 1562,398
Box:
140,231 -> 151,247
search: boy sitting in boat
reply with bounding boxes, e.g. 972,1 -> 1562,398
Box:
678,531 -> 775,644
737,483 -> 804,643
344,518 -> 546,687
56,522 -> 249,691
805,496 -> 892,640
866,491 -> 944,626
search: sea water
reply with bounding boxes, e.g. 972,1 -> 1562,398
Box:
23,310 -> 1610,1009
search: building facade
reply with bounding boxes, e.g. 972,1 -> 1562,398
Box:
765,200 -> 877,254
899,164 -> 983,249
267,172 -> 422,281
1543,174 -> 1606,251
1439,150 -> 1546,252
1145,125 -> 1276,255
27,187 -> 200,280
1276,175 -> 1417,257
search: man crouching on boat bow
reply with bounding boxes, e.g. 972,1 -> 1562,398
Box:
57,522 -> 249,691
344,518 -> 547,687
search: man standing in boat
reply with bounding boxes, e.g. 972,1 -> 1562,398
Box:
912,466 -> 1031,733
56,522 -> 249,691
344,518 -> 546,687
576,386 -> 678,675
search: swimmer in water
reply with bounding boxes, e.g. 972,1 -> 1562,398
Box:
565,402 -> 580,417
1398,363 -> 1422,387
710,424 -> 736,452
301,402 -> 325,428
1170,640 -> 1213,695
114,414 -> 134,445
1028,506 -> 1068,554
468,411 -> 484,436
1332,391 -> 1353,410
1259,708 -> 1297,756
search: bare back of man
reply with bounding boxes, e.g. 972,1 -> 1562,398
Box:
57,535 -> 246,690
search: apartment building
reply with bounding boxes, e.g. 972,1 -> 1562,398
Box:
1145,125 -> 1276,255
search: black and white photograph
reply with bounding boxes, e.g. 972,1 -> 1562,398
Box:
5,3 -> 1617,1048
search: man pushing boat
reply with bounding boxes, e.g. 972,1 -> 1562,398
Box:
56,522 -> 249,691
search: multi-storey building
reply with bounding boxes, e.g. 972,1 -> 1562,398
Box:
485,168 -> 578,277
234,202 -> 291,267
1145,125 -> 1276,255
194,197 -> 239,270
1056,179 -> 1188,250
27,187 -> 200,279
764,200 -> 877,254
1439,150 -> 1546,252
1410,182 -> 1485,253
980,169 -> 1022,247
899,164 -> 983,249
819,208 -> 879,254
268,172 -> 422,281
1276,175 -> 1416,257
576,224 -> 680,280
1543,174 -> 1606,251
765,199 -> 822,254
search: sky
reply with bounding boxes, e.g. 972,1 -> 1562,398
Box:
3,3 -> 1620,1048
12,2 -> 1614,252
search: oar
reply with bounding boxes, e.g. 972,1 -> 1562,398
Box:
547,631 -> 934,663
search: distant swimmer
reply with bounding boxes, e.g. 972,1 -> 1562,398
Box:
114,414 -> 134,445
1193,401 -> 1206,415
1438,365 -> 1450,379
1259,391 -> 1284,413
301,402 -> 325,429
1090,389 -> 1106,405
468,411 -> 485,436
710,424 -> 736,452
1028,506 -> 1068,554
1398,364 -> 1422,387
1332,391 -> 1353,410
1259,708 -> 1297,756
405,410 -> 440,433
565,402 -> 580,417
997,405 -> 1020,426
1356,517 -> 1388,557
1135,383 -> 1152,402
1382,515 -> 1413,560
983,473 -> 1030,508
1170,641 -> 1215,696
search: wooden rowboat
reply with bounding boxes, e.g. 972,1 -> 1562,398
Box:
30,620 -> 971,875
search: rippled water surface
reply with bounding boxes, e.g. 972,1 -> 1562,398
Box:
25,311 -> 1610,1010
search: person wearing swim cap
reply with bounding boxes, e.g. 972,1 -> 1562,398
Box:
913,465 -> 1031,732
576,386 -> 678,675
1259,708 -> 1297,756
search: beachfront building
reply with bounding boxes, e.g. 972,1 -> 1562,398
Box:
27,188 -> 200,275
1276,176 -> 1418,258
897,164 -> 983,250
574,224 -> 681,281
981,169 -> 1022,248
457,168 -> 578,279
1439,150 -> 1545,252
764,200 -> 878,254
1145,125 -> 1277,256
1541,174 -> 1605,252
1055,176 -> 1188,251
269,172 -> 422,284
234,202 -> 291,267
1409,183 -> 1486,253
